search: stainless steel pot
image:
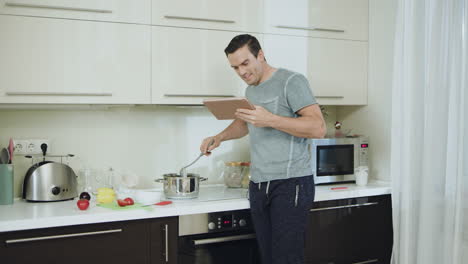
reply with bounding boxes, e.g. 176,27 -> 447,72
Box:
155,173 -> 207,199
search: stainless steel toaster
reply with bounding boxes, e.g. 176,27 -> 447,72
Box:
22,161 -> 78,202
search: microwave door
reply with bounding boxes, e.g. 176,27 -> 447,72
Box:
315,144 -> 355,184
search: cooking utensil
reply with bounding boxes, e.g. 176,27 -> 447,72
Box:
141,200 -> 173,207
8,138 -> 14,164
155,173 -> 207,199
0,148 -> 9,164
179,139 -> 214,177
155,200 -> 172,206
179,153 -> 203,178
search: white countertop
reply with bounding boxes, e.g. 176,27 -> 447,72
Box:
315,180 -> 392,201
0,181 -> 391,233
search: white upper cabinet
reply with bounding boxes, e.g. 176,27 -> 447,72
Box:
264,0 -> 368,41
263,34 -> 368,105
152,26 -> 247,105
308,38 -> 368,105
0,0 -> 151,24
152,0 -> 263,32
0,16 -> 151,104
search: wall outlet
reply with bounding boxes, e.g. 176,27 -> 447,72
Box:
13,139 -> 27,154
13,139 -> 51,155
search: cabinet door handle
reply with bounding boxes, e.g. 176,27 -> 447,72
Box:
193,234 -> 256,245
5,2 -> 113,13
275,25 -> 345,33
310,202 -> 379,212
164,15 -> 235,24
164,94 -> 235,98
6,91 -> 113,96
352,259 -> 379,264
315,96 -> 345,99
5,229 -> 122,244
164,224 -> 169,263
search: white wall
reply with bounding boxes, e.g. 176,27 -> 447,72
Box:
0,105 -> 337,197
336,0 -> 398,181
0,106 -> 247,197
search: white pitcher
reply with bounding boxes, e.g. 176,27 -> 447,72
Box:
355,166 -> 369,186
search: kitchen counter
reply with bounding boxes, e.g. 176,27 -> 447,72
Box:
0,181 -> 391,233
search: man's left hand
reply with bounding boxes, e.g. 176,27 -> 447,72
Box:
235,105 -> 276,127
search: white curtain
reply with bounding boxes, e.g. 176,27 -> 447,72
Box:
391,0 -> 468,263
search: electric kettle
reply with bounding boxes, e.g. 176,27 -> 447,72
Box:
22,144 -> 78,202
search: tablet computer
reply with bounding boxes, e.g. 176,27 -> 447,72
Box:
203,97 -> 255,120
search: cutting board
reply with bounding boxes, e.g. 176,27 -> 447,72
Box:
97,202 -> 152,211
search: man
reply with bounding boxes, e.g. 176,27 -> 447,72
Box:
200,34 -> 326,264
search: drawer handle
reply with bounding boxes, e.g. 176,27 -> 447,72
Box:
276,25 -> 345,33
5,2 -> 113,13
164,15 -> 235,24
193,234 -> 256,245
310,202 -> 379,212
352,259 -> 379,264
164,94 -> 235,98
6,91 -> 113,96
164,224 -> 169,263
5,229 -> 122,244
315,96 -> 345,99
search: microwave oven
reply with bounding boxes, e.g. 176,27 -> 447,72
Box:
311,136 -> 369,184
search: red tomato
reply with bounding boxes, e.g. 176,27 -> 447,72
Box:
124,197 -> 134,205
117,199 -> 129,207
77,199 -> 90,210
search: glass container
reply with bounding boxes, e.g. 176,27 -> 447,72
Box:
240,162 -> 251,189
223,162 -> 243,188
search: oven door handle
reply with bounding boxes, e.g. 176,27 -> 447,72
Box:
192,233 -> 256,246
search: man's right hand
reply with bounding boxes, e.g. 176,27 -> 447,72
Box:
200,136 -> 221,156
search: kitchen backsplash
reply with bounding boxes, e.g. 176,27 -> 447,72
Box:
0,105 -> 337,197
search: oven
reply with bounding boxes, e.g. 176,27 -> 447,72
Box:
178,209 -> 260,264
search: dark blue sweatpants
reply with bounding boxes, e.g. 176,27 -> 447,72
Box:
249,175 -> 315,264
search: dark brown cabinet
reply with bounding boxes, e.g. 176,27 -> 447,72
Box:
0,196 -> 392,264
305,194 -> 393,264
0,217 -> 178,264
150,216 -> 178,264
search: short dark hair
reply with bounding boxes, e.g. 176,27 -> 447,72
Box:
224,34 -> 262,58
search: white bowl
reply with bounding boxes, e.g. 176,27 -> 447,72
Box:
134,189 -> 162,205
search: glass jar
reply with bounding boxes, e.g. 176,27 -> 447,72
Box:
223,162 -> 243,188
240,162 -> 250,189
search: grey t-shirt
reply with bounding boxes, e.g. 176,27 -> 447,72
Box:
245,68 -> 317,183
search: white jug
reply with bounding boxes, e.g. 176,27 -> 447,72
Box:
355,166 -> 369,186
